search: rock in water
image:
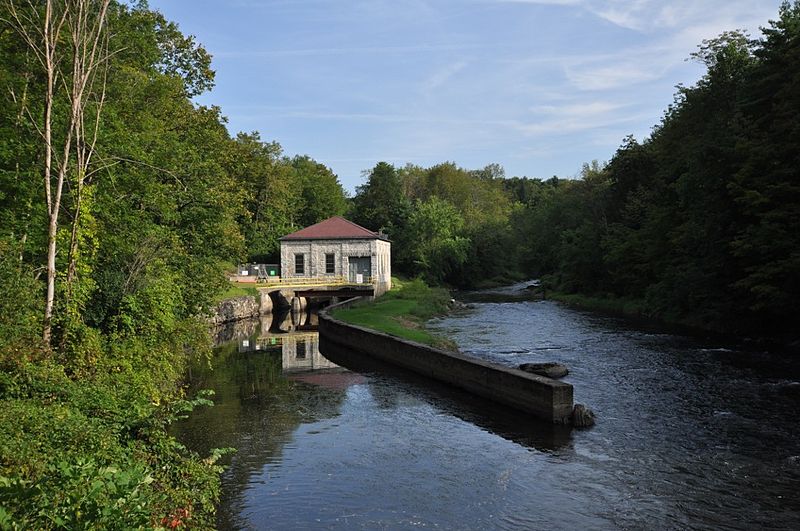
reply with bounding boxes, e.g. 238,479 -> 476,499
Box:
518,362 -> 569,378
571,403 -> 596,428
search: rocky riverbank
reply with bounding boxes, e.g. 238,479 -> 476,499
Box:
208,295 -> 260,326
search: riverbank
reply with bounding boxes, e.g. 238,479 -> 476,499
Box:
546,290 -> 800,354
331,278 -> 456,350
0,323 -> 225,528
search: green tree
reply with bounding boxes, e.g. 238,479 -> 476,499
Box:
351,161 -> 411,236
228,133 -> 298,262
728,1 -> 800,332
406,197 -> 470,283
291,155 -> 348,228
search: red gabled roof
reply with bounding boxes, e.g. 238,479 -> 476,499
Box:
279,216 -> 388,241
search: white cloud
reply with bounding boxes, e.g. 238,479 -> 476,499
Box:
421,60 -> 469,93
585,0 -> 777,34
496,0 -> 777,35
515,107 -> 647,137
584,0 -> 653,31
498,0 -> 581,5
530,101 -> 627,117
564,61 -> 669,91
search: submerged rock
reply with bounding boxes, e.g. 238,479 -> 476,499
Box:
518,362 -> 569,378
571,403 -> 596,428
449,299 -> 468,311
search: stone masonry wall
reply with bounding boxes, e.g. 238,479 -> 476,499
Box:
280,239 -> 383,283
208,295 -> 260,326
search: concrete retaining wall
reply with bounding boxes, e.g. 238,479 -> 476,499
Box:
318,300 -> 574,423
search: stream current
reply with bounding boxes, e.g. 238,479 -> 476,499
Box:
175,285 -> 800,529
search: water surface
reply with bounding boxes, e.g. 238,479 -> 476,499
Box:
176,293 -> 800,529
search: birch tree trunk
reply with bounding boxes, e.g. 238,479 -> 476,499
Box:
2,0 -> 111,347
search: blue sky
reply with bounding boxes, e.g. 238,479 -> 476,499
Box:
148,0 -> 783,192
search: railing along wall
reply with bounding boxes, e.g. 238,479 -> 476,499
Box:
255,276 -> 374,287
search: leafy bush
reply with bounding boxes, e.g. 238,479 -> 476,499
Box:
0,241 -> 43,352
0,325 -> 224,529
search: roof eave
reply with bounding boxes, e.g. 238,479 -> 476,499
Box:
280,235 -> 391,242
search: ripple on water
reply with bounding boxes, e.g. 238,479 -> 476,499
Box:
177,303 -> 800,530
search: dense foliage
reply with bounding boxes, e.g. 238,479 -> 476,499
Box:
229,133 -> 348,263
350,161 -> 521,287
0,0 -> 346,527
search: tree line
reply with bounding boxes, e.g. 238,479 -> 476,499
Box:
348,3 -> 800,339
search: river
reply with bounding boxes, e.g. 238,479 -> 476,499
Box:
175,286 -> 800,529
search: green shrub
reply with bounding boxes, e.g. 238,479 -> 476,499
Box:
213,282 -> 258,303
0,241 -> 43,352
0,321 -> 224,529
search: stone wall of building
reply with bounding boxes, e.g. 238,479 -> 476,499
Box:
374,239 -> 392,296
281,238 -> 391,294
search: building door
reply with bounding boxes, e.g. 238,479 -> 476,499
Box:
348,256 -> 371,282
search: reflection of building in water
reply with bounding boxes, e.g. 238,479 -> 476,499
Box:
226,309 -> 341,373
281,333 -> 338,372
236,331 -> 338,372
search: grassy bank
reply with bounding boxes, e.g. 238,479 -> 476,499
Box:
332,278 -> 456,350
546,291 -> 734,338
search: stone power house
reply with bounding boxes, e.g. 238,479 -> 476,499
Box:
280,216 -> 392,296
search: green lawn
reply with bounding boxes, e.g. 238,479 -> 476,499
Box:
332,278 -> 457,349
213,282 -> 258,303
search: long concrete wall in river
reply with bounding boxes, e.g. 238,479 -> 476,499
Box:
318,300 -> 574,424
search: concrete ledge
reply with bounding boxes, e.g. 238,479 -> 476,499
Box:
319,299 -> 574,423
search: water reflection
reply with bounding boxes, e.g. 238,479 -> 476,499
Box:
221,311 -> 340,374
178,294 -> 800,530
321,339 -> 572,451
178,310 -> 354,530
177,309 -> 580,530
235,331 -> 338,372
215,310 -> 314,344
